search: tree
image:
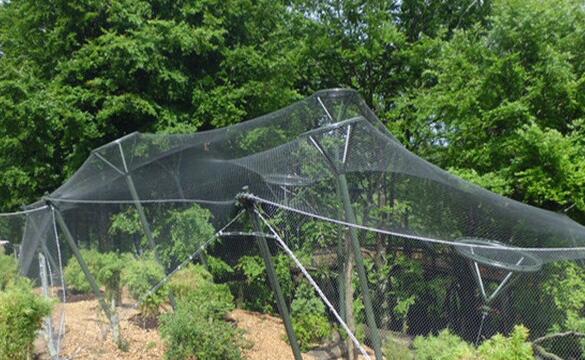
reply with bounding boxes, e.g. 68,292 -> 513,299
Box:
0,0 -> 306,210
389,0 -> 585,215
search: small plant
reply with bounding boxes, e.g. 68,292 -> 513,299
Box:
413,329 -> 475,360
63,249 -> 101,294
0,279 -> 53,360
122,253 -> 168,317
161,264 -> 243,360
476,325 -> 534,360
94,252 -> 126,306
0,248 -> 18,290
207,255 -> 234,282
290,282 -> 332,351
383,334 -> 415,360
167,263 -> 214,299
159,204 -> 216,269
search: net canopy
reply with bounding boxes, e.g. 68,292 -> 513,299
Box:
3,88 -> 585,359
24,88 -> 585,261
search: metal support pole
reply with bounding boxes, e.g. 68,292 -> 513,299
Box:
308,133 -> 383,360
240,195 -> 303,360
114,141 -> 177,307
337,175 -> 383,359
51,205 -> 113,321
39,253 -> 58,359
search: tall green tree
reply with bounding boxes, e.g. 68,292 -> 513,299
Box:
389,0 -> 585,216
0,0 -> 306,209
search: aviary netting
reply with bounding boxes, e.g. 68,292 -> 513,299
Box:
2,89 -> 585,359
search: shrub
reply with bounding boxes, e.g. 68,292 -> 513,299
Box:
0,280 -> 53,360
64,250 -> 126,304
94,252 -> 126,305
161,264 -> 243,360
63,249 -> 101,294
161,302 -> 243,360
159,204 -> 216,269
290,282 -> 332,351
413,329 -> 475,360
235,254 -> 293,313
0,248 -> 18,290
476,325 -> 534,360
411,326 -> 536,360
207,255 -> 234,282
383,335 -> 415,360
168,263 -> 214,299
122,253 -> 168,317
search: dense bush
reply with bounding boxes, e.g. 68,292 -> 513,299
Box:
64,249 -> 127,304
290,282 -> 332,351
409,326 -> 534,360
159,204 -> 216,269
235,254 -> 293,313
476,326 -> 534,360
63,249 -> 101,294
0,280 -> 53,360
413,329 -> 475,360
167,263 -> 214,299
383,335 -> 415,360
161,264 -> 244,360
0,248 -> 18,290
122,253 -> 168,317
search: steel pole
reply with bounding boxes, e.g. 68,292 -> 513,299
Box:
336,174 -> 383,359
240,195 -> 303,360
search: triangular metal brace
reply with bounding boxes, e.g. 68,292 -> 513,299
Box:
469,247 -> 526,304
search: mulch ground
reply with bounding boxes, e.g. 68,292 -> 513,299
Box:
35,295 -> 376,359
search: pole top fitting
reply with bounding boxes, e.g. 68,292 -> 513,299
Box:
235,186 -> 255,210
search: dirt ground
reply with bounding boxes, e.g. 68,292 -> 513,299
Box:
35,298 -> 375,360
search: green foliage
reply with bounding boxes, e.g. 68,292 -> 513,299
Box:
540,261 -> 585,356
64,249 -> 101,294
0,248 -> 17,290
290,282 -> 332,351
412,326 -> 535,360
64,249 -> 126,304
235,254 -> 293,313
207,255 -> 234,283
390,0 -> 585,216
383,335 -> 415,360
0,280 -> 53,360
168,264 -> 213,299
161,264 -> 242,360
122,253 -> 168,317
0,0 -> 304,211
158,204 -> 215,269
476,325 -> 534,360
413,329 -> 475,360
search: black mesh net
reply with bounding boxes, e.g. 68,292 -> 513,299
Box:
2,89 -> 585,359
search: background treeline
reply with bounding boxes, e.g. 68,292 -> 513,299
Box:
0,0 -> 583,221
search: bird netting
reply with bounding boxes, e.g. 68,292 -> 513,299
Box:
2,89 -> 585,359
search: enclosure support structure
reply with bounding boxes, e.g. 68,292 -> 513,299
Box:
308,132 -> 383,360
239,193 -> 303,360
39,253 -> 58,359
50,203 -> 123,346
95,142 -> 178,307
